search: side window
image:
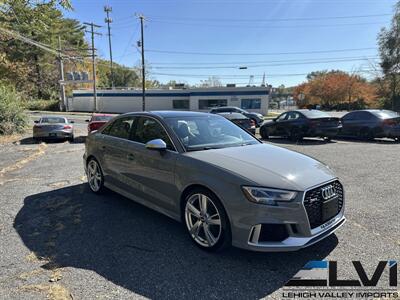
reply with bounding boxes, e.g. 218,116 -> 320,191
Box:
343,113 -> 356,121
131,117 -> 175,151
276,113 -> 288,122
287,112 -> 300,120
359,112 -> 375,120
106,117 -> 135,139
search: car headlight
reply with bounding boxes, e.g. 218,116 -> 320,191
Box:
242,186 -> 297,206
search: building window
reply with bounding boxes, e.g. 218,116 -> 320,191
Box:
198,99 -> 227,110
241,98 -> 261,109
173,99 -> 190,110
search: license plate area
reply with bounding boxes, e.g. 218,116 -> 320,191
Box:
322,197 -> 339,221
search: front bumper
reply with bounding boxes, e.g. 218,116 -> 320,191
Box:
229,180 -> 345,252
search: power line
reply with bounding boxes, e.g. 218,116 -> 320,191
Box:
145,47 -> 377,56
151,57 -> 379,70
148,55 -> 379,65
147,19 -> 386,29
144,13 -> 391,23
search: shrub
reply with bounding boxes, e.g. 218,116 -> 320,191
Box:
0,83 -> 28,135
24,99 -> 60,111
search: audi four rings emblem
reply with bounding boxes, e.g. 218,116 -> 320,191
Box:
321,185 -> 337,200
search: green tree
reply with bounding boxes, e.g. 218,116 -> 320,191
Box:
378,1 -> 400,110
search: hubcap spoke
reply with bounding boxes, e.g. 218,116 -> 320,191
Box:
186,202 -> 201,218
200,195 -> 208,214
203,224 -> 216,246
189,220 -> 202,237
208,214 -> 221,226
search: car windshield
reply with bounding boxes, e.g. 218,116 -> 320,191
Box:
40,117 -> 66,123
300,110 -> 330,118
92,115 -> 113,122
164,115 -> 259,151
371,110 -> 400,119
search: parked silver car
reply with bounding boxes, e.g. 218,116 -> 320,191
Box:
33,116 -> 74,141
83,111 -> 345,252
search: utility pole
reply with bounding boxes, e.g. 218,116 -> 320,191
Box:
138,14 -> 146,111
84,22 -> 101,112
104,5 -> 114,88
57,36 -> 66,111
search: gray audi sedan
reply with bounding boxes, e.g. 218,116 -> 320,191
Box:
33,116 -> 74,142
83,111 -> 345,252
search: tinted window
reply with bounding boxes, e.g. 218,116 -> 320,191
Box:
199,99 -> 227,110
241,99 -> 261,109
132,117 -> 175,150
342,112 -> 357,120
172,100 -> 190,110
276,113 -> 288,122
106,117 -> 135,139
287,112 -> 301,120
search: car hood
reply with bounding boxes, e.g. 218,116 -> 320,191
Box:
184,143 -> 336,191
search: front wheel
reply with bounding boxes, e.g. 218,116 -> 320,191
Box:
260,127 -> 269,139
87,158 -> 105,194
183,189 -> 231,252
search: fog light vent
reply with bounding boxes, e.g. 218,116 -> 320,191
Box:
259,224 -> 289,242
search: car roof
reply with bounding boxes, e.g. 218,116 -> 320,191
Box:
211,106 -> 240,110
121,111 -> 214,118
217,112 -> 248,119
92,113 -> 114,116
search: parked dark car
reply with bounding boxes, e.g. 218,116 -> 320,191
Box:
217,112 -> 256,134
339,110 -> 400,141
210,106 -> 264,127
86,114 -> 114,133
260,109 -> 342,141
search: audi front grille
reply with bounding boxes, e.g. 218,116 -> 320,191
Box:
303,180 -> 344,229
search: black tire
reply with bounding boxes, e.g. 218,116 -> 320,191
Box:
68,135 -> 74,143
289,128 -> 303,142
86,158 -> 105,194
260,126 -> 269,140
182,188 -> 231,252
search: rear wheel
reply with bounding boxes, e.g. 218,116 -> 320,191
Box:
87,158 -> 105,194
183,188 -> 231,252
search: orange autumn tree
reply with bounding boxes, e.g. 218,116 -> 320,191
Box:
294,70 -> 378,109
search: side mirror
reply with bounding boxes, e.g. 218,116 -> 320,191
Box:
34,120 -> 39,124
145,139 -> 167,151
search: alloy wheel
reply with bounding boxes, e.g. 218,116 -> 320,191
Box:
184,193 -> 222,248
87,160 -> 102,192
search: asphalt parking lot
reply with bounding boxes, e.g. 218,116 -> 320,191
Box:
0,114 -> 399,300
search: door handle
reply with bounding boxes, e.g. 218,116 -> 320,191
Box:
127,153 -> 135,161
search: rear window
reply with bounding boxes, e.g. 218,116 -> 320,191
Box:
92,115 -> 113,122
300,110 -> 330,118
40,117 -> 66,123
371,110 -> 400,119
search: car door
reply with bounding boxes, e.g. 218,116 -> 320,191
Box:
341,112 -> 359,136
274,112 -> 290,136
124,116 -> 179,212
98,116 -> 136,189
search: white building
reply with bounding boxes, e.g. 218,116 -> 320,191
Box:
68,86 -> 270,115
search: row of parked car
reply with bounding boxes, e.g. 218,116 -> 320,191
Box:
209,107 -> 400,142
32,108 -> 400,143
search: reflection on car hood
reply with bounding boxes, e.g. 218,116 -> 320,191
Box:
185,143 -> 336,191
